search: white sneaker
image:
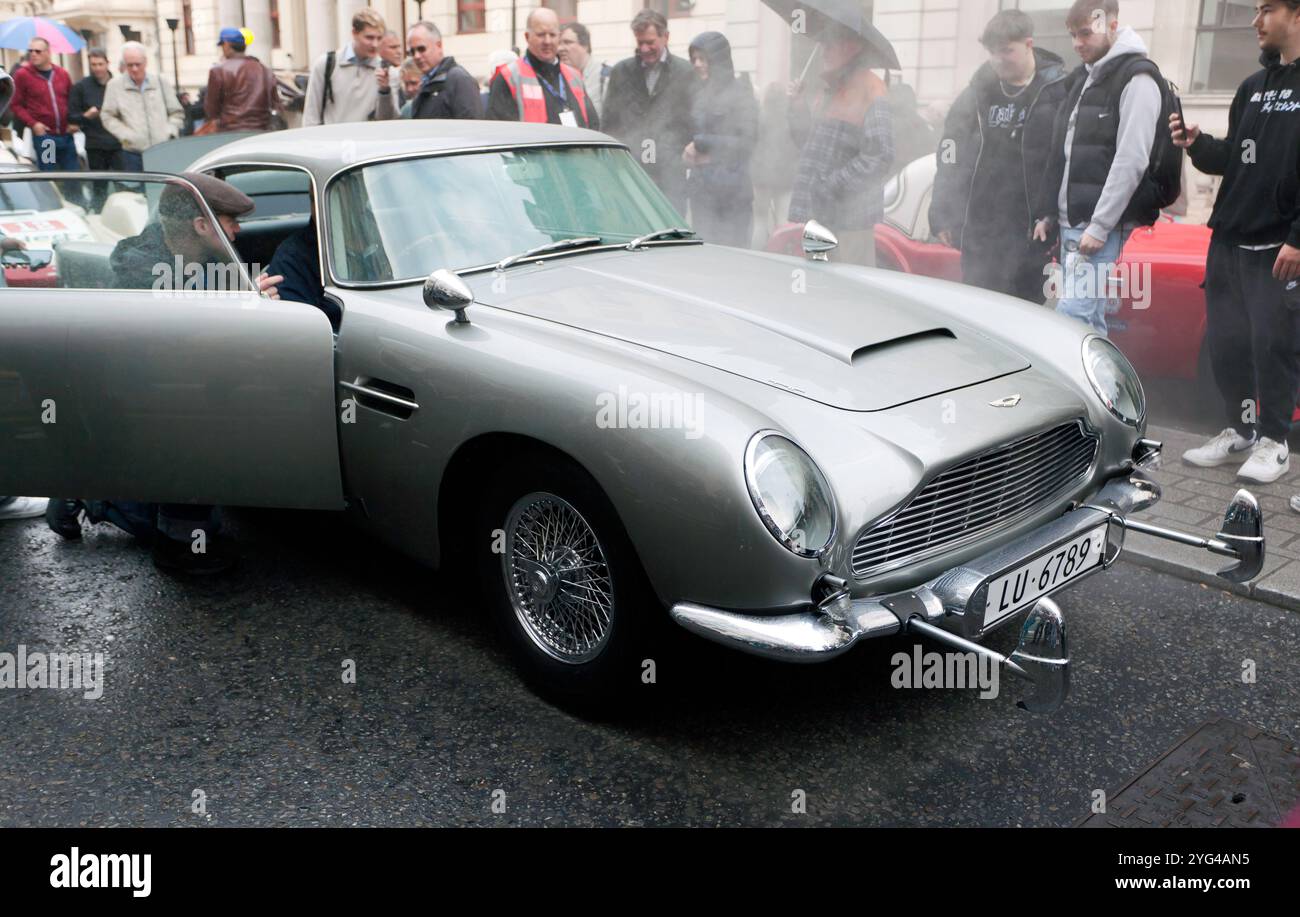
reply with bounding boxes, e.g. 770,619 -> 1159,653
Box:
1182,428 -> 1256,467
1237,437 -> 1291,484
0,496 -> 49,520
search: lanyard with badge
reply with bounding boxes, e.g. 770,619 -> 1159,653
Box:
536,68 -> 578,126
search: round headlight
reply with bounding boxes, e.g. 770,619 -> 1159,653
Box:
1083,336 -> 1145,427
744,431 -> 837,557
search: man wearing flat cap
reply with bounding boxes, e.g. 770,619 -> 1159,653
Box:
45,172 -> 282,574
109,171 -> 282,296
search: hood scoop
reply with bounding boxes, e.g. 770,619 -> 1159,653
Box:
851,328 -> 956,365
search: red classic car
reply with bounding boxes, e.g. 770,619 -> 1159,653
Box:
767,155 -> 1218,400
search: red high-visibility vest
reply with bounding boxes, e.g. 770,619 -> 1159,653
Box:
497,56 -> 589,125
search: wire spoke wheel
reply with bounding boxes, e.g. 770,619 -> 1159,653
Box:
503,491 -> 615,664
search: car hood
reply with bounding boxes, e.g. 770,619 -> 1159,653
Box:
469,244 -> 1031,411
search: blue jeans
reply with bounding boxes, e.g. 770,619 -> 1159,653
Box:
84,500 -> 157,540
1055,224 -> 1135,336
34,133 -> 79,172
120,150 -> 144,172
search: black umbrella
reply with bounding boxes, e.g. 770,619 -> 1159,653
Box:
760,0 -> 901,71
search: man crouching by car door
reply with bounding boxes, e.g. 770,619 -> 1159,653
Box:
44,172 -> 285,575
929,9 -> 1068,303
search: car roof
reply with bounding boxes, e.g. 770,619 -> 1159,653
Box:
189,120 -> 618,184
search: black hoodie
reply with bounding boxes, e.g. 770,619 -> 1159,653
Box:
686,31 -> 758,205
1189,51 -> 1300,249
929,47 -> 1069,245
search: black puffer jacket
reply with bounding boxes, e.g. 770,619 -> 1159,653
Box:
929,47 -> 1068,245
686,32 -> 757,205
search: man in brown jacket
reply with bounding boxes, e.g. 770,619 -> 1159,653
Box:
205,27 -> 278,132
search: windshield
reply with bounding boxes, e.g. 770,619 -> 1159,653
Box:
326,146 -> 684,283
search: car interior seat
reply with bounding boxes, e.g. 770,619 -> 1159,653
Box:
55,241 -> 117,289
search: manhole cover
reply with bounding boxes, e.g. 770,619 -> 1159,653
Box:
1078,716 -> 1300,827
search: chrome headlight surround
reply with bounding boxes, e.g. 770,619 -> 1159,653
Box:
1082,335 -> 1145,428
744,430 -> 838,558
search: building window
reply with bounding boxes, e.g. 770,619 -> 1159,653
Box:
182,0 -> 195,55
1192,0 -> 1260,92
458,0 -> 486,33
270,0 -> 281,49
1001,0 -> 1072,63
644,0 -> 695,20
543,0 -> 577,25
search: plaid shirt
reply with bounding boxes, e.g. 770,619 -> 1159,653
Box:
789,99 -> 894,231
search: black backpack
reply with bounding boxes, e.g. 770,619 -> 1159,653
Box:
1114,57 -> 1184,211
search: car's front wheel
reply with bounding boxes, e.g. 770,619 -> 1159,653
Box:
472,457 -> 662,705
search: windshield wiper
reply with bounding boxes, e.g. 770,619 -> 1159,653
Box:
626,227 -> 697,251
495,235 -> 604,271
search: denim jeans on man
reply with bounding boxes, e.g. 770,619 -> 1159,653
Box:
1055,223 -> 1135,336
34,133 -> 79,172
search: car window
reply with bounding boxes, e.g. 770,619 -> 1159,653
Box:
215,167 -> 312,222
326,145 -> 684,283
0,174 -> 249,292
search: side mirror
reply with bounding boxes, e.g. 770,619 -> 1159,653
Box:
802,220 -> 838,262
423,268 -> 474,324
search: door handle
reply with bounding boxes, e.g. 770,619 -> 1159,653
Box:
340,379 -> 419,419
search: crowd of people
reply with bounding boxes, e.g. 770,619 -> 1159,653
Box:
928,0 -> 1300,489
2,0 -> 1299,562
0,6 -> 917,259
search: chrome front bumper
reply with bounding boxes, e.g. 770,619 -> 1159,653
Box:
671,445 -> 1265,712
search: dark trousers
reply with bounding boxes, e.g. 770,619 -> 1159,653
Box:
961,231 -> 1054,304
1205,238 -> 1300,443
83,148 -> 122,211
120,150 -> 144,172
34,133 -> 79,172
85,147 -> 121,169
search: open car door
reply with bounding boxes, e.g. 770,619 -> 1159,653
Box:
0,171 -> 343,509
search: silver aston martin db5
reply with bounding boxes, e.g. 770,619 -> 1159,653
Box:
0,121 -> 1266,712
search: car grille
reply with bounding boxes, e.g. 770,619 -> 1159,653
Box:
851,421 -> 1099,579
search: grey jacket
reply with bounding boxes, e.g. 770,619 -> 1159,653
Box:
302,44 -> 398,126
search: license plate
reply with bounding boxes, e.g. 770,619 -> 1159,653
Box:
983,526 -> 1107,629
